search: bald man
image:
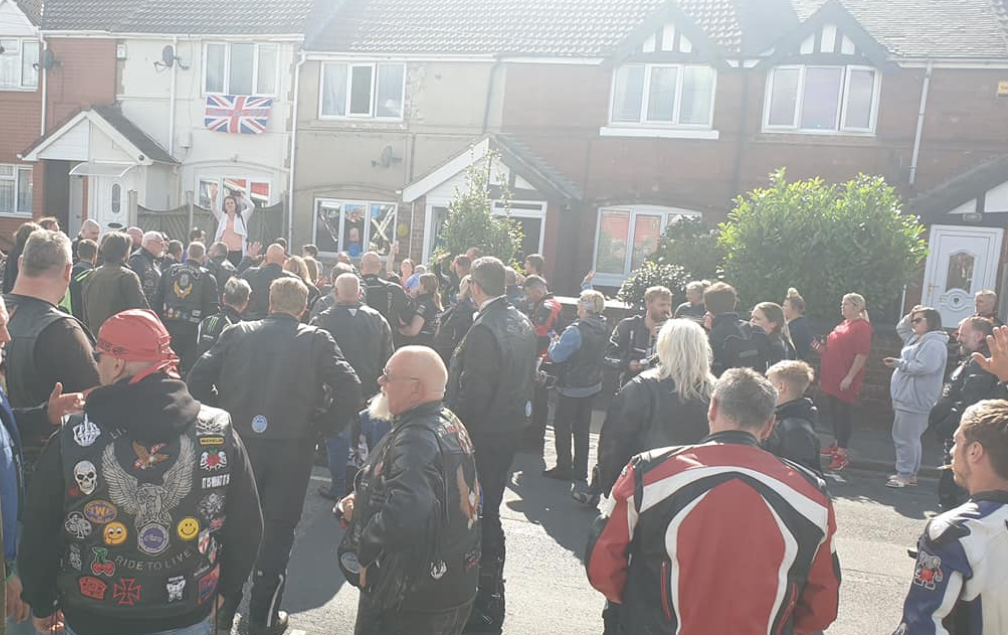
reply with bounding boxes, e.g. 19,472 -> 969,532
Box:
338,347 -> 480,635
128,230 -> 165,305
239,243 -> 301,320
359,250 -> 411,340
311,273 -> 393,500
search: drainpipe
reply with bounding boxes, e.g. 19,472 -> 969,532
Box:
168,36 -> 179,157
287,49 -> 308,245
730,60 -> 750,199
908,59 -> 933,187
481,56 -> 503,133
39,34 -> 47,136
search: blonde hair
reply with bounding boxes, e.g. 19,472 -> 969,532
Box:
580,290 -> 606,316
269,277 -> 308,316
767,360 -> 815,395
784,288 -> 805,313
655,319 -> 716,403
843,292 -> 870,323
458,275 -> 472,302
976,289 -> 997,301
284,256 -> 311,285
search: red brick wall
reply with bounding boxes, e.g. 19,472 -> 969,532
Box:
0,89 -> 42,164
44,38 -> 117,129
500,63 -> 1008,292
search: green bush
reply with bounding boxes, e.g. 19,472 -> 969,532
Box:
435,150 -> 523,264
650,216 -> 724,282
617,260 -> 690,309
718,170 -> 927,321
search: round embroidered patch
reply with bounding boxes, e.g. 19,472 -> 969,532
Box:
251,415 -> 268,434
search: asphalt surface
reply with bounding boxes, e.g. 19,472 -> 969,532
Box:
224,429 -> 938,635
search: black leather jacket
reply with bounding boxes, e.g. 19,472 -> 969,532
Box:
929,348 -> 1000,440
339,403 -> 480,612
311,301 -> 394,400
128,247 -> 161,306
447,297 -> 537,440
605,315 -> 656,386
240,263 -> 301,320
187,313 -> 361,439
764,398 -> 822,475
597,370 -> 711,494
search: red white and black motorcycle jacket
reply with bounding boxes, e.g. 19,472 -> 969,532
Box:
586,430 -> 841,635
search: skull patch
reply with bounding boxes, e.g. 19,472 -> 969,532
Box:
74,461 -> 98,495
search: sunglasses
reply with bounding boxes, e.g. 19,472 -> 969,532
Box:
379,367 -> 420,384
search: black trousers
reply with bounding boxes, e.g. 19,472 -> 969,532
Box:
472,430 -> 519,616
165,323 -> 198,374
553,393 -> 595,481
826,395 -> 853,449
229,437 -> 316,626
523,383 -> 550,450
354,594 -> 472,635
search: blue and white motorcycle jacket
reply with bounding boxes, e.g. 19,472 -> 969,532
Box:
894,491 -> 1008,635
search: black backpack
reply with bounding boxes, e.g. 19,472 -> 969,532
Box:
721,321 -> 773,373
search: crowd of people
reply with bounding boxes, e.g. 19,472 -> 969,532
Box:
0,210 -> 1003,635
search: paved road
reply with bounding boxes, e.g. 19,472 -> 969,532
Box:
227,429 -> 939,635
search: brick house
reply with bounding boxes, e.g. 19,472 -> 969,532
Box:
18,0 -> 312,237
298,0 -> 1008,301
0,0 -> 43,241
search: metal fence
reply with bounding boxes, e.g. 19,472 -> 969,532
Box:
137,200 -> 288,245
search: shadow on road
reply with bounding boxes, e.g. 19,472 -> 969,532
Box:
505,450 -> 598,563
828,469 -> 938,521
283,494 -> 348,612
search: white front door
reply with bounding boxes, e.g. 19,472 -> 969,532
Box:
91,174 -> 132,231
923,225 -> 1004,327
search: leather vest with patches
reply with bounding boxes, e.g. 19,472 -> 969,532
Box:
56,406 -> 235,620
162,262 -> 212,325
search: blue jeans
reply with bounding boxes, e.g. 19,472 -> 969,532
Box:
67,617 -> 211,635
325,427 -> 352,497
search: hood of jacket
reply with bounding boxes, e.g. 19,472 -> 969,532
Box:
85,373 -> 200,443
775,397 -> 819,425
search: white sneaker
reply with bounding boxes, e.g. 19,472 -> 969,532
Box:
886,475 -> 912,488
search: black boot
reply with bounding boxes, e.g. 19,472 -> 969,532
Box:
248,570 -> 289,635
464,556 -> 505,634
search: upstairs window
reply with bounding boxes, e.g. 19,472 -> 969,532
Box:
319,62 -> 405,120
204,43 -> 278,95
764,65 -> 879,134
610,64 -> 716,127
0,38 -> 39,90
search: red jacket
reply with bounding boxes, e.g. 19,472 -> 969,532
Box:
586,430 -> 840,635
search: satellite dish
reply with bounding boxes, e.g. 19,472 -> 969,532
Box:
36,49 -> 58,71
161,45 -> 176,68
372,145 -> 401,168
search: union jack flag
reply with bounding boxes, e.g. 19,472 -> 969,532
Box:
204,95 -> 272,134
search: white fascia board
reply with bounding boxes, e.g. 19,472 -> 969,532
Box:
41,31 -> 303,41
402,137 -> 490,203
305,51 -> 495,62
22,110 -> 90,161
499,56 -> 604,65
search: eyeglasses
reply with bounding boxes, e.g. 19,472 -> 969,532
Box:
379,367 -> 420,384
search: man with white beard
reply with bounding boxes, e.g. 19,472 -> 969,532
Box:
337,347 -> 481,635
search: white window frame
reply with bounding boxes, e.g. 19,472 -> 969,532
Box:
0,164 -> 33,216
591,205 -> 701,287
202,42 -> 279,96
196,175 -> 273,211
421,199 -> 547,264
762,64 -> 881,135
0,37 -> 39,91
605,63 -> 718,130
312,197 -> 399,257
317,61 -> 406,122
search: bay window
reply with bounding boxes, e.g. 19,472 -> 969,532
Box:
314,199 -> 397,257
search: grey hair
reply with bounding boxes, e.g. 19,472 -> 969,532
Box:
470,257 -> 506,296
655,319 -> 716,402
223,277 -> 251,307
186,242 -> 206,261
712,368 -> 778,430
20,230 -> 71,278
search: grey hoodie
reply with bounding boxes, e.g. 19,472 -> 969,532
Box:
889,314 -> 949,414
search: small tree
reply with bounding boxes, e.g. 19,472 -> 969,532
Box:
435,150 -> 523,264
650,216 -> 724,282
617,261 -> 690,309
718,170 -> 927,321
